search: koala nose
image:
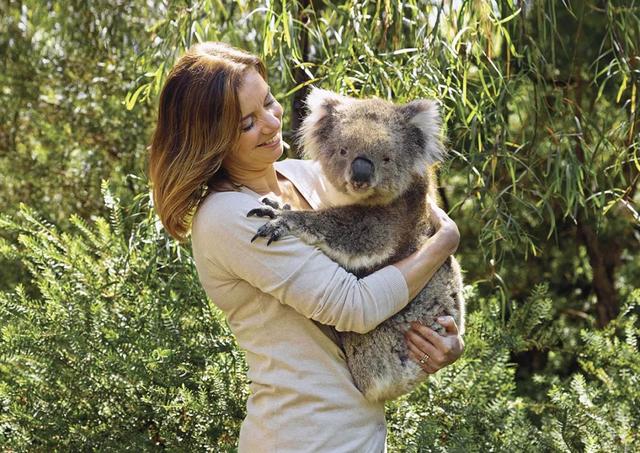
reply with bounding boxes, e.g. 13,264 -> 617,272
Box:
351,157 -> 374,183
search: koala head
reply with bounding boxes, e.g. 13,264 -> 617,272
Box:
298,87 -> 445,202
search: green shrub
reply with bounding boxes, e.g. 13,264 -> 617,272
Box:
386,287 -> 640,452
0,183 -> 248,451
1,188 -> 638,451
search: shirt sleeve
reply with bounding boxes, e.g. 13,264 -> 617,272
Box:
191,191 -> 409,334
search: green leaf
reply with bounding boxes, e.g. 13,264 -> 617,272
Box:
124,83 -> 149,111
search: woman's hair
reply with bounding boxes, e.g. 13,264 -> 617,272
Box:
148,42 -> 266,241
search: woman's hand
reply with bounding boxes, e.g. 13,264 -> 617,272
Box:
404,316 -> 464,374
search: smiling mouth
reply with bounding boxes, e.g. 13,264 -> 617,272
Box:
259,135 -> 280,146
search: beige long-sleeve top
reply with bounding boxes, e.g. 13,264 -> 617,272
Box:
191,158 -> 410,452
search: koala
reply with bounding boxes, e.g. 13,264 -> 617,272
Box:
247,88 -> 465,402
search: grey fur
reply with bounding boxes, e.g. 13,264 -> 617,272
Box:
248,88 -> 465,402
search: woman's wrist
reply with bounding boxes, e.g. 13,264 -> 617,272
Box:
393,230 -> 457,300
425,197 -> 459,255
432,226 -> 460,256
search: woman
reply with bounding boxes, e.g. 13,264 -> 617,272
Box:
149,42 -> 464,452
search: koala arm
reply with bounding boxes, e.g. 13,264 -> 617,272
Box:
249,203 -> 402,271
192,192 -> 410,334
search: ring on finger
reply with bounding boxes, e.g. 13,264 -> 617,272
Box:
419,353 -> 430,364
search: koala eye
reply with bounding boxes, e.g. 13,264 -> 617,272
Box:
339,148 -> 347,156
383,157 -> 391,163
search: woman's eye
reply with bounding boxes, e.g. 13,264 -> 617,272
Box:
241,97 -> 276,133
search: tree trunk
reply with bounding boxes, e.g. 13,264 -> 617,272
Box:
576,219 -> 620,327
289,0 -> 313,158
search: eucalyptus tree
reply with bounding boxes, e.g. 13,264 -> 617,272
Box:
0,0 -> 160,225
2,0 -> 639,450
132,0 -> 639,328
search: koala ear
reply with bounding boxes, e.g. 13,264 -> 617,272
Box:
304,87 -> 349,123
298,87 -> 351,159
401,99 -> 446,165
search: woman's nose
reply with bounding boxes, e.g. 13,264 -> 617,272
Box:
262,108 -> 282,132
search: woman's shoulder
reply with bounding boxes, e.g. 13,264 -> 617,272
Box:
192,190 -> 260,236
201,188 -> 258,209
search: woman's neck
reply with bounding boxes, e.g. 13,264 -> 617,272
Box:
224,163 -> 282,196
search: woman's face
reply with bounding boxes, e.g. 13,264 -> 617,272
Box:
224,69 -> 284,172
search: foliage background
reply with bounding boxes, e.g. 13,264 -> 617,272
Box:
1,0 -> 639,451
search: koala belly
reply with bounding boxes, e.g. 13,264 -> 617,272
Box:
339,256 -> 465,402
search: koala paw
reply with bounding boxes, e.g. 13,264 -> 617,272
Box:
246,198 -> 292,219
250,217 -> 291,245
247,198 -> 293,245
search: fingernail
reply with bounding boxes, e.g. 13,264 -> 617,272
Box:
437,317 -> 446,322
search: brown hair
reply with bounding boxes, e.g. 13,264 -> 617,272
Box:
148,42 -> 266,241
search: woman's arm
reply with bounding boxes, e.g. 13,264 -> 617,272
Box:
394,198 -> 465,371
392,197 -> 460,300
192,192 -> 409,334
193,193 -> 459,335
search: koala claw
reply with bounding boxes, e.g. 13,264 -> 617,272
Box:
260,197 -> 280,209
251,217 -> 290,245
247,207 -> 277,219
261,197 -> 291,211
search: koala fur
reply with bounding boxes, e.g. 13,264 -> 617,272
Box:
248,88 -> 465,402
